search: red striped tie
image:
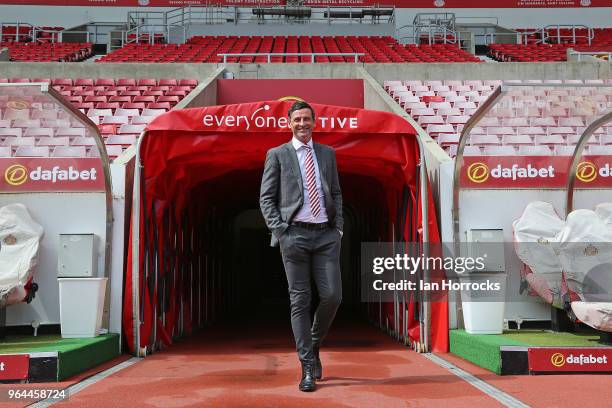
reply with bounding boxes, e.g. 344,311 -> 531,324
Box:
303,145 -> 321,219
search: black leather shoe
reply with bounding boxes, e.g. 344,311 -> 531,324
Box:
299,361 -> 316,392
313,347 -> 322,380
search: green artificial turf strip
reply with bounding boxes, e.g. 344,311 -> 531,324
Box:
451,329 -> 611,374
450,330 -> 527,374
58,334 -> 120,380
0,334 -> 120,381
501,330 -> 607,347
0,335 -> 84,353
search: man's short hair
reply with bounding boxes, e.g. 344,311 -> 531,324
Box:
288,101 -> 315,121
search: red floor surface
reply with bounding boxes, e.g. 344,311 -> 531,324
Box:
50,320 -> 505,408
440,352 -> 612,408
0,354 -> 131,408
3,322 -> 610,407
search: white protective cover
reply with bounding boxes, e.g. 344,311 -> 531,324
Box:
513,201 -> 565,308
570,302 -> 612,332
558,203 -> 612,331
557,205 -> 612,303
0,203 -> 44,306
514,202 -> 612,332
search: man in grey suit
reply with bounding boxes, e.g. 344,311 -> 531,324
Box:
260,101 -> 343,392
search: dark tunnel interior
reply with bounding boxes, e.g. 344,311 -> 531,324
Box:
180,168 -> 395,330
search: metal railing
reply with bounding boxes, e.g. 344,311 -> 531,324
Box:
413,12 -> 455,31
568,50 -> 612,63
128,5 -> 394,28
517,24 -> 594,45
123,24 -> 186,46
0,22 -> 34,42
396,24 -> 461,47
2,21 -> 124,45
113,5 -> 395,49
218,52 -> 365,63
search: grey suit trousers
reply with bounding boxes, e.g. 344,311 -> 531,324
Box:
279,224 -> 342,362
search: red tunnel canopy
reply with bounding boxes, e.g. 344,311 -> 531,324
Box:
125,101 -> 447,354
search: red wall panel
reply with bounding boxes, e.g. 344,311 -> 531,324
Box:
216,79 -> 364,108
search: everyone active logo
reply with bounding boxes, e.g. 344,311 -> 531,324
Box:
201,102 -> 359,131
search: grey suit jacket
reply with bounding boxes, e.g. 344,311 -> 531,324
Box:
260,141 -> 343,247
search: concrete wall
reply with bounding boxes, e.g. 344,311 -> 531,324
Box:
0,61 -> 220,80
1,59 -> 608,84
361,61 -> 611,81
177,66 -> 225,108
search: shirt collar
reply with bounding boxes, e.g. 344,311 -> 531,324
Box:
292,137 -> 313,151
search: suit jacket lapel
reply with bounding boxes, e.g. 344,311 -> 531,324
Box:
285,142 -> 303,195
313,143 -> 328,186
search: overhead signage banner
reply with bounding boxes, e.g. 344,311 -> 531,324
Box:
0,0 -> 609,7
529,348 -> 612,372
146,100 -> 412,135
1,158 -> 105,193
460,156 -> 612,189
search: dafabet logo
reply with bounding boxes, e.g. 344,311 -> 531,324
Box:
550,353 -> 565,367
3,164 -> 98,187
467,162 -> 489,183
576,161 -> 598,183
465,162 -> 556,183
549,352 -> 608,367
4,164 -> 28,186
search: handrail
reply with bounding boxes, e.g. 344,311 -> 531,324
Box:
413,12 -> 456,29
542,24 -> 594,45
218,52 -> 365,63
122,24 -> 186,46
0,22 -> 34,42
397,24 -> 460,46
568,50 -> 612,63
132,5 -> 396,28
516,24 -> 594,45
565,112 -> 612,216
31,28 -> 61,43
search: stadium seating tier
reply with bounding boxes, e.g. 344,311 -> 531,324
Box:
0,78 -> 198,159
385,79 -> 612,158
97,36 -> 480,64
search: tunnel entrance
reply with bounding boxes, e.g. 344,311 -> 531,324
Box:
195,170 -> 388,326
124,101 -> 446,356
